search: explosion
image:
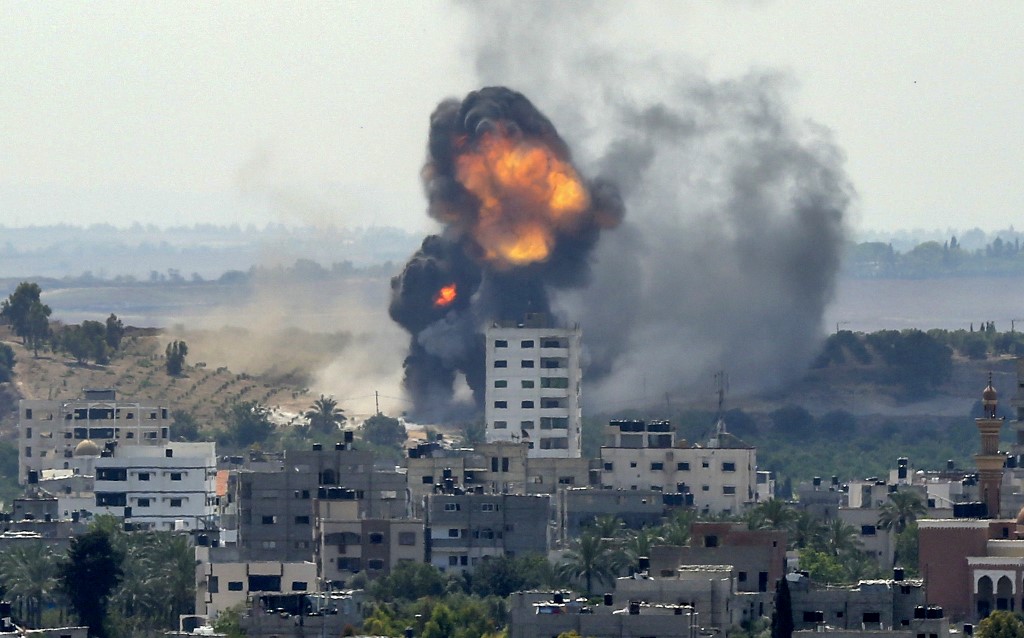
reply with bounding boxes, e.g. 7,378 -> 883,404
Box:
389,87 -> 624,418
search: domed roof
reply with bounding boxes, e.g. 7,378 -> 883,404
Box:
983,383 -> 998,402
73,439 -> 101,457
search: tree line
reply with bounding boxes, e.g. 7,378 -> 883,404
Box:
848,235 -> 1024,278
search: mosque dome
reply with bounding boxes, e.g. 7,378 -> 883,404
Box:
73,439 -> 101,457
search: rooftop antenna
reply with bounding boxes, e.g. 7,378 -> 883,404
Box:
714,371 -> 729,436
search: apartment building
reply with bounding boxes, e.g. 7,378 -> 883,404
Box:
92,441 -> 217,531
600,419 -> 759,515
484,317 -> 582,458
315,498 -> 424,586
18,388 -> 172,484
425,493 -> 550,573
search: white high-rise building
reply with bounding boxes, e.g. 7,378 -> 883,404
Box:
484,316 -> 582,458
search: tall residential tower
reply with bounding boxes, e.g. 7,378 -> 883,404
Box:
484,315 -> 582,458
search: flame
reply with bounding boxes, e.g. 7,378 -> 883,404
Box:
433,283 -> 457,308
454,125 -> 590,269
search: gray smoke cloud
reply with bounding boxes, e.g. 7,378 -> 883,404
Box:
465,3 -> 852,411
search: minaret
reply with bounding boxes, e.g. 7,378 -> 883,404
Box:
975,373 -> 1006,517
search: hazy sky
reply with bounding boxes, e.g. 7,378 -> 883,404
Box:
3,2 -> 1022,234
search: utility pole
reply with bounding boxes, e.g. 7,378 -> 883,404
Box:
375,391 -> 380,416
713,371 -> 729,422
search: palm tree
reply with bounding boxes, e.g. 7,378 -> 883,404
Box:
304,395 -> 346,434
559,531 -> 619,596
588,514 -> 625,539
789,511 -> 825,550
878,491 -> 926,535
623,527 -> 661,571
0,542 -> 59,628
747,499 -> 798,530
818,518 -> 861,558
660,509 -> 695,546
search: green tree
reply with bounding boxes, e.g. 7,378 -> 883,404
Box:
105,313 -> 125,351
797,548 -> 846,585
1,282 -> 52,354
975,610 -> 1024,638
0,541 -> 60,628
789,512 -> 825,550
362,413 -> 407,448
893,522 -> 920,575
0,342 -> 15,382
59,528 -> 125,638
165,340 -> 188,375
211,603 -> 246,638
470,554 -> 554,598
558,531 -> 619,596
368,560 -> 446,601
878,491 -> 926,536
304,394 -> 346,434
770,575 -> 794,638
817,518 -> 861,558
588,514 -> 625,539
225,401 -> 274,448
747,499 -> 798,531
659,509 -> 695,546
171,409 -> 202,442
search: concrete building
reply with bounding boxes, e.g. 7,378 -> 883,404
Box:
231,444 -> 409,562
92,441 -> 217,531
484,316 -> 582,458
559,487 -> 669,539
650,522 -> 786,597
508,592 -> 700,638
425,493 -> 550,573
406,440 -> 591,517
18,389 -> 173,484
614,565 -> 739,629
315,498 -> 424,586
194,545 -> 318,618
600,419 -> 759,515
787,572 -> 926,631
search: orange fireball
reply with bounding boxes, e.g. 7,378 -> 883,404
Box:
434,283 -> 457,308
454,125 -> 590,269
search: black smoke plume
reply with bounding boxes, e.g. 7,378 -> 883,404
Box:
389,87 -> 625,419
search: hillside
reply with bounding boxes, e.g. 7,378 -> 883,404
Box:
0,325 -> 315,437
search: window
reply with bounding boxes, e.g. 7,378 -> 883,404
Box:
24,409 -> 33,420
677,462 -> 690,471
495,340 -> 508,348
738,571 -> 748,582
861,525 -> 877,536
399,531 -> 416,545
24,426 -> 32,437
262,515 -> 276,524
650,462 -> 664,471
558,476 -> 575,485
138,472 -> 150,481
541,376 -> 569,388
291,581 -> 308,591
228,581 -> 244,592
494,420 -> 507,429
542,339 -> 562,348
521,379 -> 535,388
704,535 -> 719,547
208,576 -> 219,593
448,528 -> 460,538
863,612 -> 881,624
540,399 -> 562,408
501,457 -> 510,472
520,340 -> 534,348
24,446 -> 31,458
723,486 -> 736,495
520,420 -> 534,429
338,557 -> 361,571
494,360 -> 507,368
701,485 -> 710,492
494,379 -> 508,388
481,503 -> 496,512
295,516 -> 310,524
97,468 -> 127,481
521,400 -> 534,408
521,360 -> 535,368
701,459 -> 710,468
369,533 -> 384,544
137,498 -> 151,507
603,462 -> 613,471
96,492 -> 127,506
449,555 -> 458,566
444,502 -> 461,511
539,437 -> 568,449
170,472 -> 182,481
494,401 -> 507,409
630,461 -> 637,468
540,417 -> 568,429
722,462 -> 736,472
367,559 -> 385,570
170,498 -> 183,507
422,475 -> 434,484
